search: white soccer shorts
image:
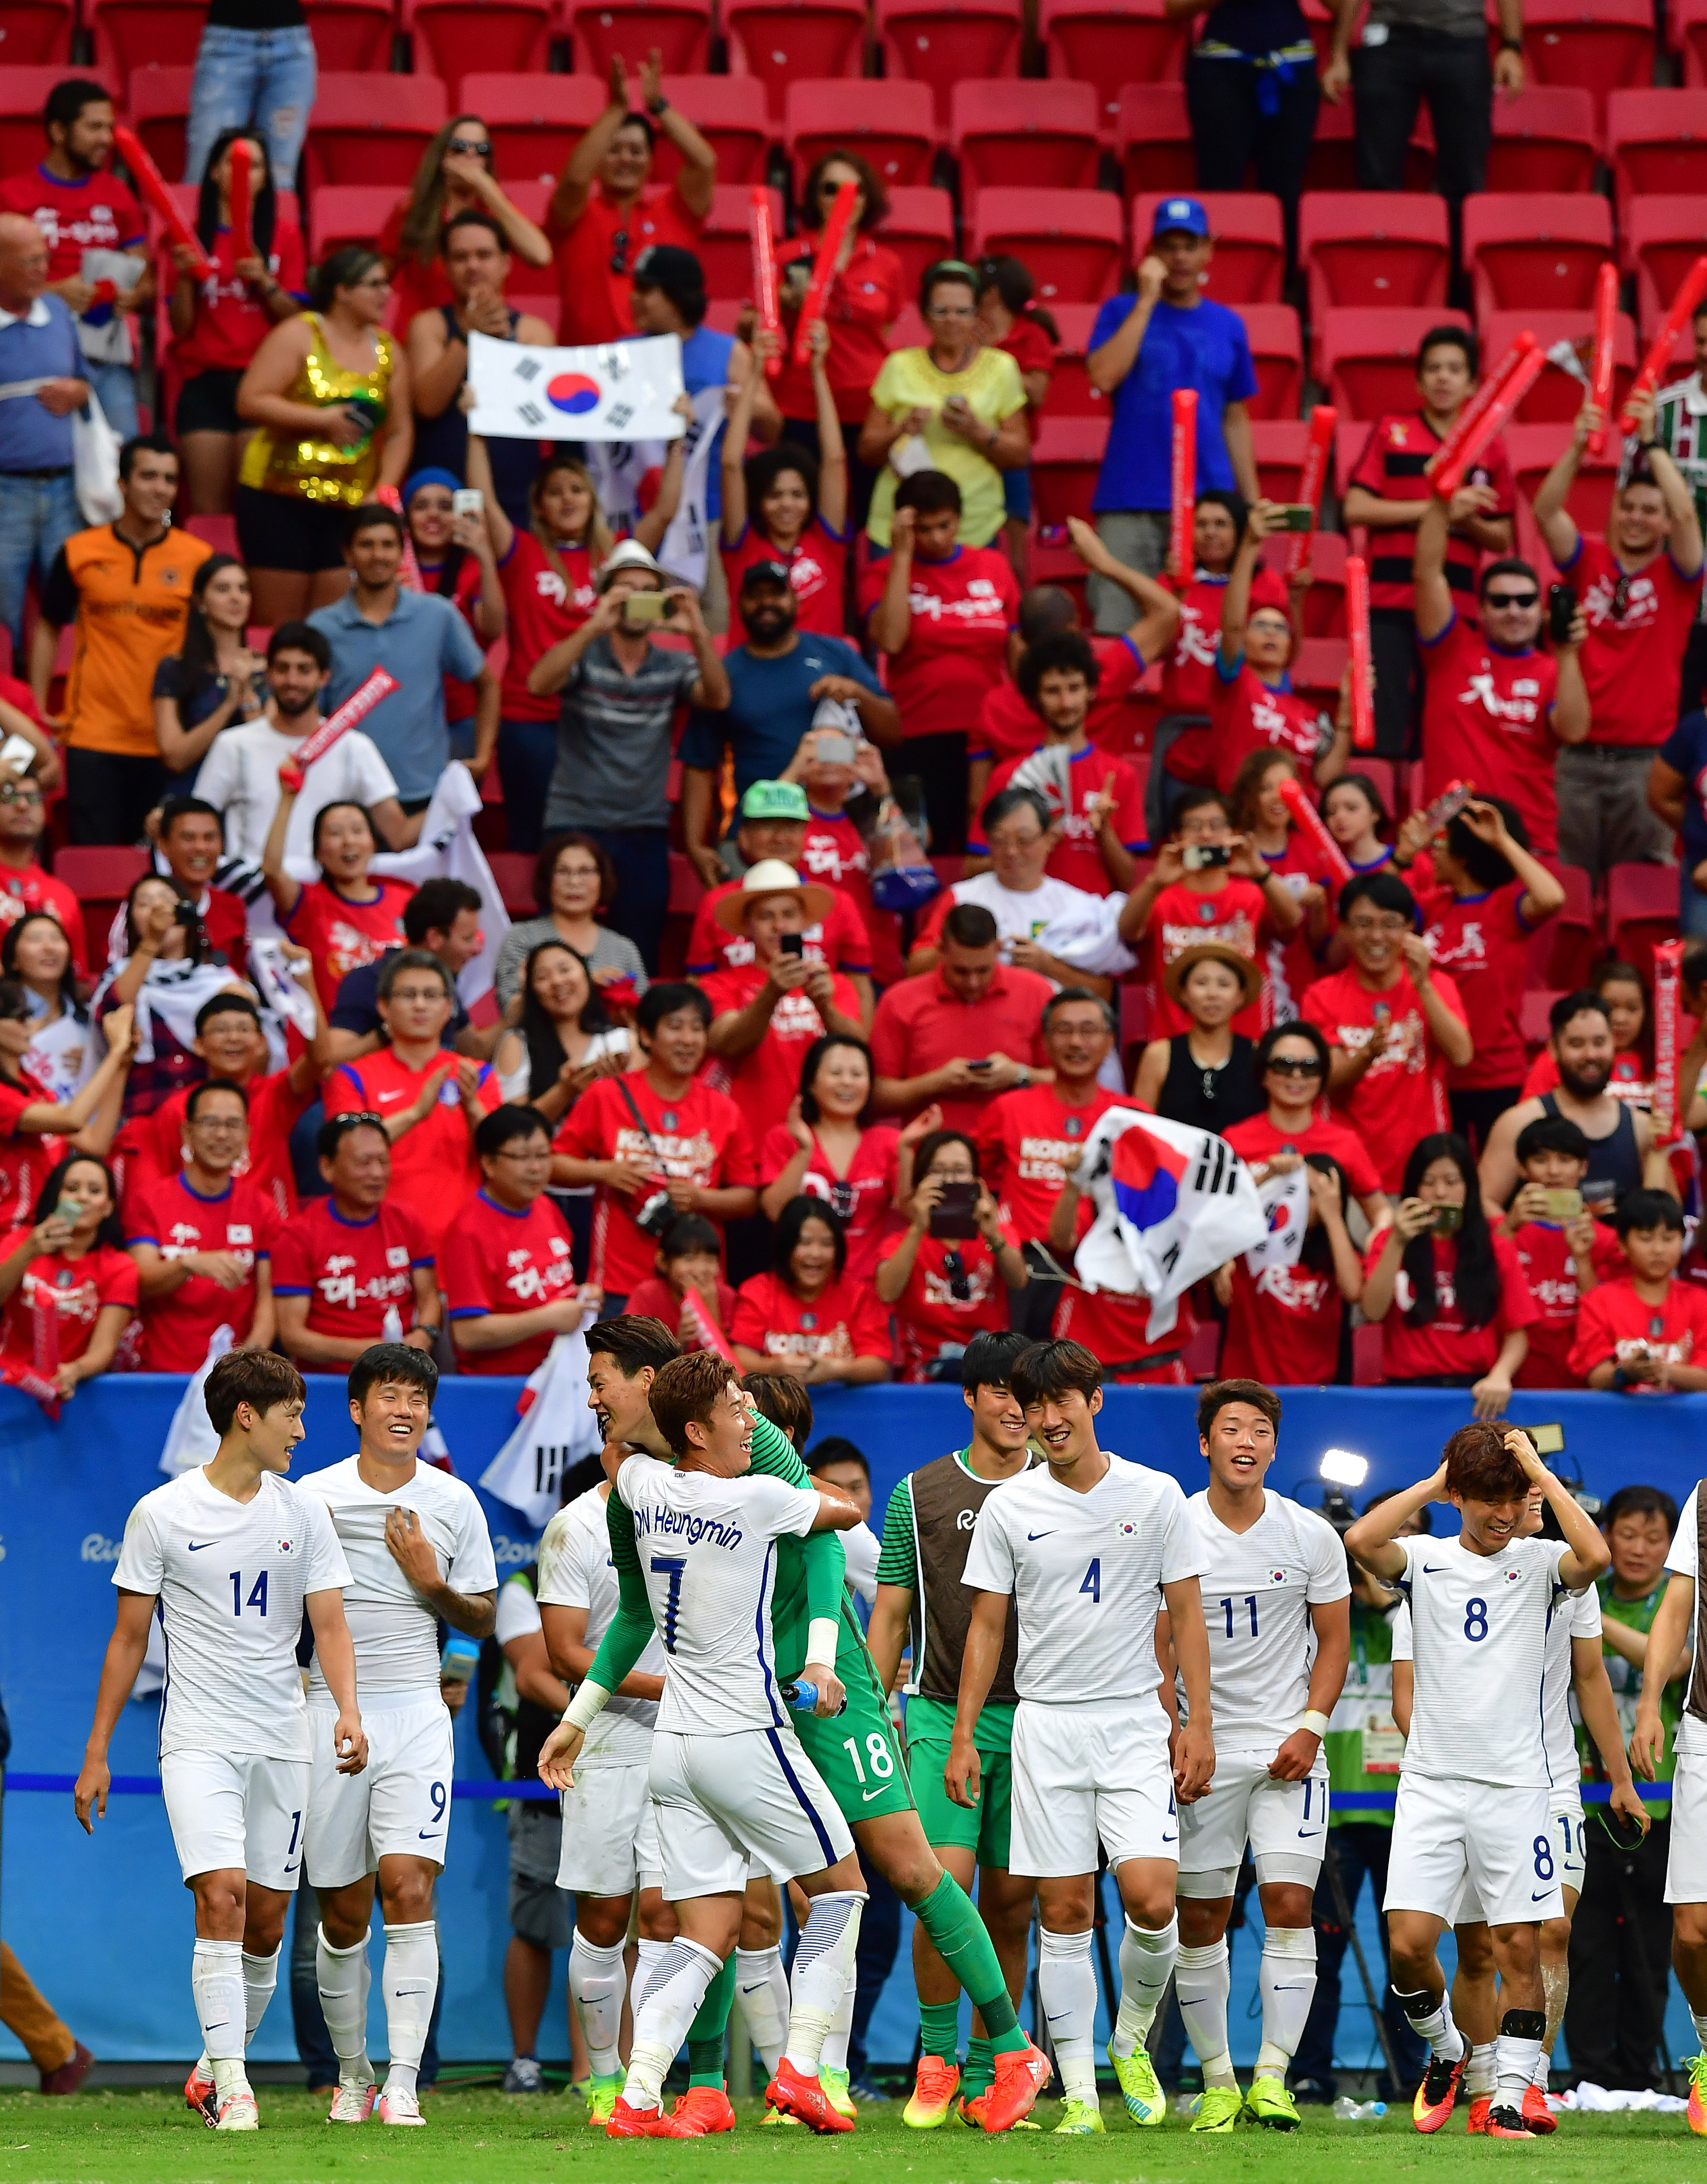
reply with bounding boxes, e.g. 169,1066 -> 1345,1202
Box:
558,1758 -> 666,1897
1666,1749 -> 1707,1905
1453,1792 -> 1584,1924
1385,1773 -> 1563,1927
1177,1747 -> 1331,1897
648,1724 -> 853,1900
303,1696 -> 455,1890
161,1748 -> 312,1890
1009,1699 -> 1178,1879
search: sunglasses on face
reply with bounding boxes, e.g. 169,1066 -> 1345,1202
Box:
1484,590 -> 1537,610
1266,1056 -> 1324,1077
446,136 -> 492,157
0,786 -> 42,807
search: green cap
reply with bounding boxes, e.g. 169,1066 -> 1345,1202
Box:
739,779 -> 810,822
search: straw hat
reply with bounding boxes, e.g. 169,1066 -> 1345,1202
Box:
1162,941 -> 1262,1010
712,858 -> 837,935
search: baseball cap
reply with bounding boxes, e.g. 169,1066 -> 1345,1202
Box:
739,779 -> 810,822
1151,196 -> 1209,240
738,558 -> 794,594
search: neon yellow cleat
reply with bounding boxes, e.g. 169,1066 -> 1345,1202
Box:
758,2104 -> 803,2127
585,2073 -> 622,2126
1053,2097 -> 1105,2135
1189,2084 -> 1246,2134
1688,2054 -> 1707,2135
903,2055 -> 962,2128
1106,2040 -> 1166,2126
820,2068 -> 858,2120
1243,2077 -> 1301,2131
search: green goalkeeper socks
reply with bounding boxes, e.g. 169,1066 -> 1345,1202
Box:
918,2000 -> 961,2061
686,1953 -> 735,2087
964,2035 -> 996,2100
914,1873 -> 1024,2051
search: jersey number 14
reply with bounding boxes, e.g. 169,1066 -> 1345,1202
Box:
230,1570 -> 268,1617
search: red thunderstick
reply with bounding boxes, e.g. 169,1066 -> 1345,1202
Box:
1169,388 -> 1197,577
278,668 -> 399,794
749,186 -> 782,379
791,179 -> 859,369
1622,256 -> 1707,430
1345,553 -> 1374,752
1288,402 -> 1338,575
114,125 -> 211,280
1277,773 -> 1353,886
228,136 -> 254,265
1586,260 -> 1618,456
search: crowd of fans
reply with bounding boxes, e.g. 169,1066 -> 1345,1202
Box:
0,47 -> 1705,1402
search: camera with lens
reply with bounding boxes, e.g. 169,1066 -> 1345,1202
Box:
635,1187 -> 675,1239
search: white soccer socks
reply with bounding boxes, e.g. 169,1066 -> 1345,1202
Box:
380,1922 -> 437,2100
569,1932 -> 629,2079
1254,1926 -> 1316,2079
1396,1986 -> 1465,2064
1173,1937 -> 1235,2087
317,1926 -> 374,2087
241,1945 -> 280,2048
1495,2009 -> 1545,2117
1465,2041 -> 1497,2098
784,1891 -> 866,2074
821,1967 -> 856,2075
625,1939 -> 723,2112
191,1939 -> 249,2102
734,1945 -> 790,2075
1112,1916 -> 1179,2059
1038,1926 -> 1099,2103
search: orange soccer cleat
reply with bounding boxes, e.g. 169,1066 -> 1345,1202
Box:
669,2086 -> 737,2134
764,2058 -> 855,2133
606,2097 -> 693,2138
973,2040 -> 1053,2133
1466,2096 -> 1491,2135
184,2062 -> 218,2129
1521,2083 -> 1556,2134
1412,2050 -> 1466,2134
1487,2103 -> 1538,2138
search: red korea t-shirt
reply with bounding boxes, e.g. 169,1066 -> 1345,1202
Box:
972,744 -> 1147,896
0,1072 -> 59,1236
0,165 -> 143,280
0,861 -> 88,975
270,1194 -> 432,1366
1302,965 -> 1468,1194
125,1170 -> 280,1370
729,1269 -> 892,1368
687,879 -> 871,977
977,633 -> 1147,765
1365,1227 -> 1536,1380
1418,615 -> 1561,857
721,516 -> 849,637
1561,534 -> 1703,749
125,1065 -> 309,1226
1511,1217 -> 1624,1386
757,1122 -> 900,1281
171,219 -> 307,376
441,1187 -> 580,1376
1422,880 -> 1536,1091
1144,876 -> 1270,1040
497,532 -> 598,722
699,964 -> 864,1145
1222,1255 -> 1344,1386
1259,831 -> 1333,1019
1570,1274 -> 1707,1384
550,181 -> 704,348
1223,1109 -> 1385,1204
885,1231 -> 1010,1383
1212,661 -> 1326,796
283,879 -> 415,1008
1161,569 -> 1288,784
0,1232 -> 137,1373
323,1050 -> 500,1254
857,545 -> 1019,741
975,1082 -> 1137,1242
1053,1280 -> 1195,1381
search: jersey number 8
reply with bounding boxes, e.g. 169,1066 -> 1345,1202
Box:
1464,1598 -> 1488,1641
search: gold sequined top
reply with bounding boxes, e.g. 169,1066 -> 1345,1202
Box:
239,313 -> 396,506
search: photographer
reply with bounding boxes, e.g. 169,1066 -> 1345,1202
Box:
875,1129 -> 1023,1382
524,541 -> 729,972
95,875 -> 244,1125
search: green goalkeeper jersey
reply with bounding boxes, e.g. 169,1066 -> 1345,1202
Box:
1634,381 -> 1707,621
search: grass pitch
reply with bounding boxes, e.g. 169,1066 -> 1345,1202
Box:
0,2087 -> 1689,2184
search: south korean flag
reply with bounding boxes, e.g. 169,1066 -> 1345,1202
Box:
479,1332 -> 603,1528
1244,1165 -> 1309,1277
467,330 -> 688,443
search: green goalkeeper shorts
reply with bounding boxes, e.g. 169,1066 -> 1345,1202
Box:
908,1731 -> 1014,1869
792,1620 -> 915,1824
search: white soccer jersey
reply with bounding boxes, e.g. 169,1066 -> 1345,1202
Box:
1187,1488 -> 1350,1750
1393,1532 -> 1569,1787
615,1455 -> 820,1736
1666,1487 -> 1707,1760
961,1453 -> 1205,1705
843,1520 -> 880,1609
537,1484 -> 665,1763
301,1456 -> 497,1701
114,1467 -> 351,1763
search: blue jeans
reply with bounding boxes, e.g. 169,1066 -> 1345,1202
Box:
0,468 -> 78,654
581,826 -> 670,973
184,22 -> 318,186
497,717 -> 560,854
83,359 -> 138,446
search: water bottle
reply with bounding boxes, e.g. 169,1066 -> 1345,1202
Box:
441,1632 -> 480,1685
780,1680 -> 846,1717
1332,2096 -> 1387,2121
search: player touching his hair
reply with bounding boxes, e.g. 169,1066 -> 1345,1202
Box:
1346,1426 -> 1610,2139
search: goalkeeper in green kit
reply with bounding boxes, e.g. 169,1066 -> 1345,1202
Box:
535,1318 -> 1050,2136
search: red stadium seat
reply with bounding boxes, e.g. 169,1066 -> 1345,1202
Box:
966,187 -> 1124,303
127,65 -> 193,181
304,0 -> 397,72
304,71 -> 446,190
53,848 -> 147,942
90,0 -> 208,74
1293,635 -> 1348,716
1541,863 -> 1597,987
1333,415 -> 1373,499
407,0 -> 548,77
697,183 -> 784,298
1481,309 -> 1637,423
724,0 -> 867,120
646,76 -> 772,185
1236,301 -> 1304,421
875,185 -> 957,292
1522,0 -> 1656,129
1487,85 -> 1600,191
459,73 -> 604,185
1260,525 -> 1347,635
784,78 -> 937,188
308,185 -> 401,260
1044,302 -> 1105,416
1032,415 -> 1107,530
1462,193 -> 1613,319
1252,419 -> 1311,503
183,513 -> 239,554
1507,421 -> 1619,534
1131,191 -> 1283,302
0,0 -> 74,63
1114,84 -> 1194,196
1318,306 -> 1472,420
487,851 -> 540,918
1622,196 -> 1707,337
1669,0 -> 1707,87
1042,0 -> 1189,135
1299,192 -> 1449,328
0,65 -> 121,175
1607,861 -> 1682,985
876,0 -> 1021,126
1302,96 -> 1434,190
564,0 -> 711,73
1606,88 -> 1707,223
951,79 -> 1100,191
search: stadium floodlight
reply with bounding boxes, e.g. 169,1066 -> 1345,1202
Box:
1319,1449 -> 1369,1489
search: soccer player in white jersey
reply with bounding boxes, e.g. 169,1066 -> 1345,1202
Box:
951,1337 -> 1214,2135
1390,1489 -> 1645,2135
299,1343 -> 497,2127
1345,1423 -> 1610,2140
74,1352 -> 366,2134
1174,1379 -> 1350,2134
536,1475 -> 670,2124
539,1349 -> 870,2139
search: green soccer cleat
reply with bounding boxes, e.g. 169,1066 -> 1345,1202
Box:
1190,2084 -> 1246,2134
585,2073 -> 623,2126
1053,2097 -> 1105,2135
1243,2077 -> 1302,2131
1106,2039 -> 1166,2126
821,2068 -> 858,2120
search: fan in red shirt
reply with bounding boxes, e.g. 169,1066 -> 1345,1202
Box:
1044,1147 -> 1199,1382
545,63 -> 713,347
859,474 -> 1021,855
1361,1133 -> 1536,1403
625,1211 -> 738,1354
731,1197 -> 892,1384
1219,1155 -> 1367,1387
273,1111 -> 441,1372
0,983 -> 136,1235
0,765 -> 87,975
0,107 -> 144,275
1501,1111 -> 1625,1388
701,862 -> 867,1147
403,472 -> 504,743
125,1079 -> 280,1371
782,732 -> 905,987
441,1107 -> 598,1376
870,902 -> 1054,1134
1415,796 -> 1565,1152
1301,869 -> 1472,1195
166,128 -> 306,418
1119,786 -> 1298,1041
772,155 -> 905,433
1211,505 -> 1351,799
0,1151 -> 139,1399
757,1032 -> 904,1283
266,781 -> 415,1009
977,990 -> 1136,1253
721,319 -> 849,638
1230,750 -> 1334,1019
685,787 -> 873,1002
322,951 -> 500,1255
1570,1189 -> 1707,1390
1223,1020 -> 1392,1222
876,1128 -> 1023,1382
551,982 -> 759,1305
376,119 -> 556,329
1413,490 -> 1587,861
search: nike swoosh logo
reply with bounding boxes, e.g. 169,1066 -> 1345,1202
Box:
1298,1828 -> 1323,1840
861,1787 -> 886,1802
1161,1832 -> 1177,1844
740,1984 -> 769,1995
1532,1890 -> 1552,1901
187,1541 -> 216,1551
1027,1531 -> 1056,1541
1421,1564 -> 1446,1574
282,1861 -> 299,1872
417,1829 -> 444,1840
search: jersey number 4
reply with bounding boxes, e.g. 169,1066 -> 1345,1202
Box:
230,1570 -> 268,1617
